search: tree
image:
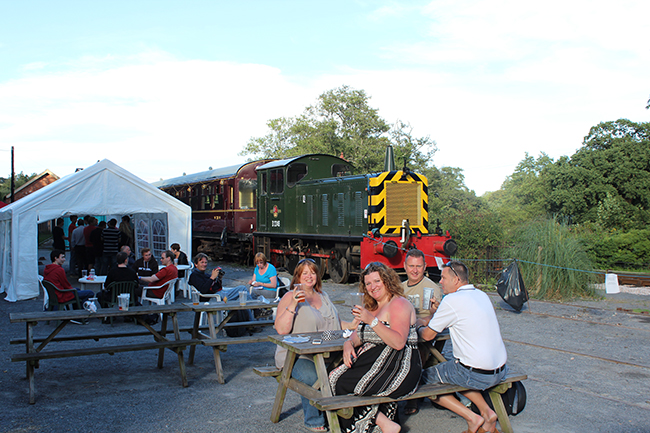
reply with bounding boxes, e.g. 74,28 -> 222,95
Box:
485,152 -> 554,227
546,119 -> 650,228
240,86 -> 437,173
0,172 -> 37,201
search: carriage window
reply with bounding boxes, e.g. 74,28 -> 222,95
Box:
287,163 -> 307,187
332,164 -> 352,177
239,179 -> 257,209
270,169 -> 284,194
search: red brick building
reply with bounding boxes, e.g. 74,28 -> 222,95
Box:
3,170 -> 59,202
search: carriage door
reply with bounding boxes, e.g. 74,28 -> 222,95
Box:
133,213 -> 168,260
258,171 -> 268,231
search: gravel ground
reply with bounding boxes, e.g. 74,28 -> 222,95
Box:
2,259 -> 649,433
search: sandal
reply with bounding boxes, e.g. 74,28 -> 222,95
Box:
404,406 -> 419,415
305,426 -> 328,432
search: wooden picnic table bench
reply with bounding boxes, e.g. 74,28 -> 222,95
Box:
10,304 -> 196,404
310,371 -> 527,433
185,300 -> 278,384
264,332 -> 526,433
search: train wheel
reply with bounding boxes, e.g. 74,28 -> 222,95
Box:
328,256 -> 349,284
315,248 -> 327,280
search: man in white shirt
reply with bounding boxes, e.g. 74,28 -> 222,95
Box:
417,261 -> 508,433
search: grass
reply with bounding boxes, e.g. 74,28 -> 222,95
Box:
510,218 -> 598,300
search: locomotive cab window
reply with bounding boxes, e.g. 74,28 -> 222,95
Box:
287,163 -> 307,187
269,169 -> 284,194
332,164 -> 352,177
260,172 -> 268,196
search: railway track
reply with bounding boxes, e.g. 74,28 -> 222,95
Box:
615,272 -> 650,287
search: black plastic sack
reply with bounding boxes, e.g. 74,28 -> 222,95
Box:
496,261 -> 528,312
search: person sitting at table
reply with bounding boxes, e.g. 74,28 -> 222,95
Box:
188,253 -> 259,321
120,245 -> 136,268
417,261 -> 508,433
329,262 -> 422,433
132,248 -> 159,277
248,252 -> 279,299
274,259 -> 359,433
44,249 -> 94,308
97,251 -> 140,308
139,250 -> 178,298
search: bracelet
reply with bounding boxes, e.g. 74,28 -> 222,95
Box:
369,317 -> 379,328
285,306 -> 296,315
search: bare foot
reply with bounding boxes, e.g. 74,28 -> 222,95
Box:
466,413 -> 485,433
480,409 -> 498,433
376,412 -> 401,433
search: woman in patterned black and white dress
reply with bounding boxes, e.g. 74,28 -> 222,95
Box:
329,262 -> 421,433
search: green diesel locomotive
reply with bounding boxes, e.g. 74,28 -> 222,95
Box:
254,150 -> 456,283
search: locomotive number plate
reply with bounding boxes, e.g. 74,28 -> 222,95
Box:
271,220 -> 281,227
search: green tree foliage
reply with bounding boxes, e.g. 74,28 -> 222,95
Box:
240,86 -> 437,174
0,172 -> 37,202
511,218 -> 597,300
485,152 -> 553,231
546,119 -> 650,228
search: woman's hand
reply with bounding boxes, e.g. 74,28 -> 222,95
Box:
343,339 -> 357,368
351,305 -> 374,325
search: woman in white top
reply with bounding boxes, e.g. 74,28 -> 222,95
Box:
275,258 -> 358,432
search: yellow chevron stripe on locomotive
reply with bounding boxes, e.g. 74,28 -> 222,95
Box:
368,170 -> 429,234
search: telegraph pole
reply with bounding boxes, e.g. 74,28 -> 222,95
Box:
11,146 -> 15,203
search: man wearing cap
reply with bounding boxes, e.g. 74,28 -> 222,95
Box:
417,260 -> 508,433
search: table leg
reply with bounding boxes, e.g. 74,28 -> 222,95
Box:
26,322 -> 35,404
313,353 -> 341,433
271,349 -> 297,423
157,313 -> 169,369
207,311 -> 225,384
171,313 -> 189,387
188,311 -> 201,365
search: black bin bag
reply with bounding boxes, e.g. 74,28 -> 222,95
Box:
496,261 -> 528,312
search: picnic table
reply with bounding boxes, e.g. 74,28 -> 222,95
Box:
186,299 -> 279,383
10,304 -> 198,404
264,331 -> 525,433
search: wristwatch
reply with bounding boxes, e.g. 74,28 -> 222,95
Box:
369,317 -> 379,328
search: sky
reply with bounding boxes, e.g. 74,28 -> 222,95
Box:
1,0 -> 648,195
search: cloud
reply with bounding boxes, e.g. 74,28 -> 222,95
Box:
0,53 -> 318,182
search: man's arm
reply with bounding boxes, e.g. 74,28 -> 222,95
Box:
418,324 -> 438,342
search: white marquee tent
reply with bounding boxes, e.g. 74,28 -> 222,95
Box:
0,159 -> 191,302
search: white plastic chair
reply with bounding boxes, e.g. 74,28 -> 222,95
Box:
276,276 -> 291,299
38,275 -> 48,312
179,262 -> 194,299
189,285 -> 223,326
141,278 -> 177,306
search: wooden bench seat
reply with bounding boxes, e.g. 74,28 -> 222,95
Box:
201,335 -> 271,350
10,320 -> 275,346
311,371 -> 527,433
253,366 -> 282,377
11,339 -> 202,363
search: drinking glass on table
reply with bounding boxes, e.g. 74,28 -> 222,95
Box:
239,290 -> 247,305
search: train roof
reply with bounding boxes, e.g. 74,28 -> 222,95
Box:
255,154 -> 352,171
151,160 -> 269,189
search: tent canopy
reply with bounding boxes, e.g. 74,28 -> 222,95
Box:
0,159 -> 191,302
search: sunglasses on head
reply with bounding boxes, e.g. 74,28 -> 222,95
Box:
445,262 -> 460,279
364,261 -> 385,270
298,258 -> 316,264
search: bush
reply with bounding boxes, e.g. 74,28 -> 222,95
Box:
510,218 -> 598,300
